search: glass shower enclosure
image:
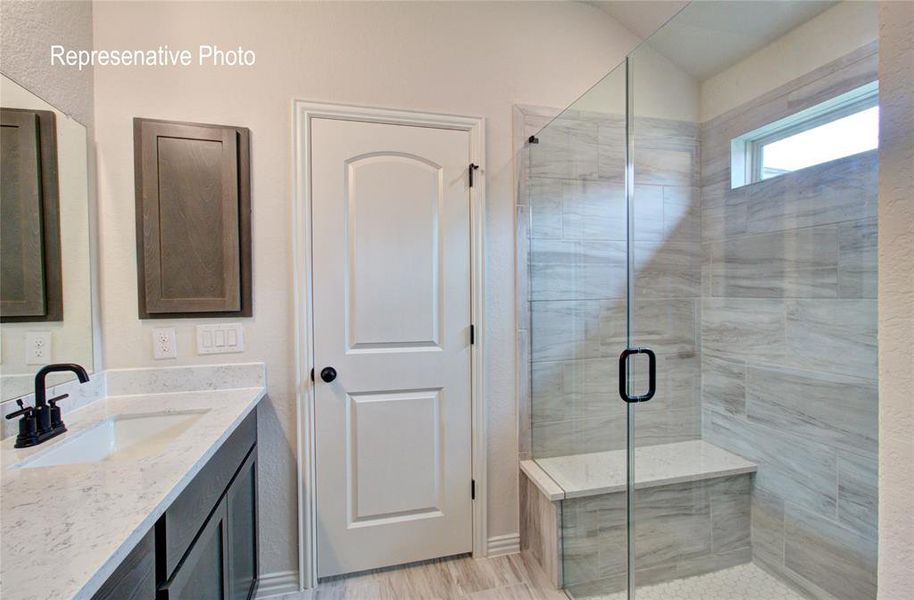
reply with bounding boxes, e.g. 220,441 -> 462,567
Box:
520,2 -> 879,599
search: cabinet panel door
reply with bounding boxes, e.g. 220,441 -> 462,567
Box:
91,529 -> 155,600
161,500 -> 228,600
227,448 -> 258,600
163,411 -> 255,579
0,107 -> 62,321
134,118 -> 251,317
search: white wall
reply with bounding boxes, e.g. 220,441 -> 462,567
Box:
571,43 -> 700,122
877,2 -> 914,598
0,0 -> 94,127
701,1 -> 878,122
91,0 -> 637,581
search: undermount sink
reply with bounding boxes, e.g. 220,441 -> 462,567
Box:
16,410 -> 208,469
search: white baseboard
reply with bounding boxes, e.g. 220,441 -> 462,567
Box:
486,533 -> 520,557
255,570 -> 303,599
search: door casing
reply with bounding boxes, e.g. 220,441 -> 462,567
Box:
292,101 -> 487,590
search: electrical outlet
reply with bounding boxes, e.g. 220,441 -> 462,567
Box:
153,327 -> 177,360
25,332 -> 52,365
196,324 -> 244,354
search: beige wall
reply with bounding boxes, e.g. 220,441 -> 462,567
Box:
0,0 -> 94,127
571,43 -> 700,122
878,2 -> 914,598
91,0 -> 637,582
701,1 -> 878,122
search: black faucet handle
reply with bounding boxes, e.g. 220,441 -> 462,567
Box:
5,399 -> 35,420
48,394 -> 69,406
48,394 -> 68,432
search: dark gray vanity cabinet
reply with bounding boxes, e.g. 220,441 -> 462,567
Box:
92,529 -> 156,600
161,499 -> 229,599
92,410 -> 258,600
161,449 -> 258,600
159,411 -> 258,600
227,451 -> 258,600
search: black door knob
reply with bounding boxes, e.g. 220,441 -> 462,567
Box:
320,367 -> 337,383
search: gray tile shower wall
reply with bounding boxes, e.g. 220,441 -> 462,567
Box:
562,475 -> 753,596
519,106 -> 702,459
700,44 -> 879,600
516,43 -> 877,600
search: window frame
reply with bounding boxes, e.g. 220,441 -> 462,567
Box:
730,80 -> 879,188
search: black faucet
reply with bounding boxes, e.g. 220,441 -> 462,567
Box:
5,363 -> 90,448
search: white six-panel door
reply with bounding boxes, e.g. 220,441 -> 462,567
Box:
311,117 -> 473,577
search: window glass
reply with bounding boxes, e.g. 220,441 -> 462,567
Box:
759,105 -> 879,179
730,81 -> 879,188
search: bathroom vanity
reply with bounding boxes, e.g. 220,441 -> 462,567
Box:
0,68 -> 265,600
0,373 -> 265,600
97,410 -> 257,600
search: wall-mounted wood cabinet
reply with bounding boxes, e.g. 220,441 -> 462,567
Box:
134,118 -> 251,318
0,107 -> 62,322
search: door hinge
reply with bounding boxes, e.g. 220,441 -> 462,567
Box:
310,368 -> 314,383
471,479 -> 476,500
470,324 -> 475,345
469,163 -> 479,188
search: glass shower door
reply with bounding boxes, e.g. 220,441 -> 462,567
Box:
625,2 -> 880,599
526,4 -> 877,598
524,60 -> 632,599
624,37 -> 709,597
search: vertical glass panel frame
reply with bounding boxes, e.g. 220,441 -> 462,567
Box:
627,34 -> 704,598
525,59 -> 630,599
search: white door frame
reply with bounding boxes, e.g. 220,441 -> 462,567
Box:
292,100 -> 487,590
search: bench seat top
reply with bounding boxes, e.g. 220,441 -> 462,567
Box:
521,439 -> 757,501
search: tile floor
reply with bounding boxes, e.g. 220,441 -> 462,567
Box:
276,552 -> 568,600
596,563 -> 806,600
272,555 -> 808,600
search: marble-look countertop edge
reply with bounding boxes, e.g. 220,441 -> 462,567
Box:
527,441 -> 759,501
560,465 -> 759,499
74,387 -> 265,599
519,459 -> 565,501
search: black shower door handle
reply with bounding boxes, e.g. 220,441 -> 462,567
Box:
619,347 -> 656,403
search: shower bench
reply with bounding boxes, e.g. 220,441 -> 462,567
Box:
519,440 -> 757,595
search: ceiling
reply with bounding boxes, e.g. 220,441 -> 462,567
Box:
589,1 -> 839,80
587,1 -> 689,40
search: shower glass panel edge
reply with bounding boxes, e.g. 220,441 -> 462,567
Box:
624,54 -> 635,600
525,56 -> 630,599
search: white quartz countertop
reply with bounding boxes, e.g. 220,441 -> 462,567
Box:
0,386 -> 265,600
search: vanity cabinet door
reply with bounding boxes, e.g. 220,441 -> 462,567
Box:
160,500 -> 229,600
227,448 -> 258,600
162,410 -> 256,579
92,529 -> 156,600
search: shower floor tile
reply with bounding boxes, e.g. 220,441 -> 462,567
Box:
597,563 -> 806,600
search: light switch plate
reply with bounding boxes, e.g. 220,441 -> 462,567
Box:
25,332 -> 52,365
153,327 -> 177,360
196,324 -> 244,355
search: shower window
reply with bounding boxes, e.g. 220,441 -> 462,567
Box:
731,81 -> 879,187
